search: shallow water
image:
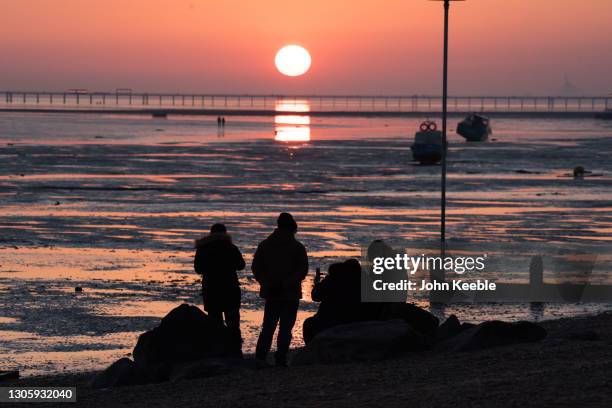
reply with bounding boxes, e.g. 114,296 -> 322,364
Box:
1,112 -> 611,375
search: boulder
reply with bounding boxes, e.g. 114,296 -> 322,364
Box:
169,357 -> 249,382
461,322 -> 476,331
437,320 -> 547,352
436,315 -> 462,342
563,328 -> 599,341
378,303 -> 439,335
0,370 -> 19,382
93,304 -> 240,387
90,358 -> 150,389
133,304 -> 232,369
292,319 -> 424,366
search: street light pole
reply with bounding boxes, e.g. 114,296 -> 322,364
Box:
441,0 -> 449,252
432,0 -> 463,288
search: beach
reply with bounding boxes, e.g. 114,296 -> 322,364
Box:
4,312 -> 612,408
1,112 -> 611,376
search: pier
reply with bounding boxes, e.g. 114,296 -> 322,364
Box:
1,91 -> 610,117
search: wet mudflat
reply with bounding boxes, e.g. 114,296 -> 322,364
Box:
1,113 -> 611,375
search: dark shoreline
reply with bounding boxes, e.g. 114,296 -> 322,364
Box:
5,312 -> 612,408
0,107 -> 604,119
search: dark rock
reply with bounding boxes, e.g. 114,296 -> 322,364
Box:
292,319 -> 424,366
90,358 -> 150,389
565,329 -> 599,341
460,322 -> 476,330
378,303 -> 439,335
74,287 -> 83,292
437,320 -> 547,352
0,370 -> 19,382
133,304 -> 232,369
437,315 -> 462,341
169,358 -> 245,382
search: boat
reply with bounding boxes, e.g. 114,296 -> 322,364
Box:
411,121 -> 443,165
456,113 -> 492,141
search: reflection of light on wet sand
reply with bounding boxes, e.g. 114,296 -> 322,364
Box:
0,173 -> 229,181
274,100 -> 311,142
95,300 -> 187,318
308,250 -> 361,258
0,247 -> 196,281
1,345 -> 134,376
6,205 -> 612,219
274,121 -> 310,142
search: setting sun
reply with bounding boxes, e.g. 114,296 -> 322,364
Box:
275,45 -> 311,77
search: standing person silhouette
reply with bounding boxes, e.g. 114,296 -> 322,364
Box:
194,223 -> 245,357
253,213 -> 308,367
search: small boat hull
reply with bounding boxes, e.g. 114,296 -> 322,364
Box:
411,124 -> 443,164
457,114 -> 492,142
411,144 -> 443,165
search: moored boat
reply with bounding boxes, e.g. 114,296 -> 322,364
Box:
411,121 -> 443,165
456,113 -> 492,141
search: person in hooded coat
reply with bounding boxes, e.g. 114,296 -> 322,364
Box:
302,259 -> 364,344
252,212 -> 308,367
194,223 -> 245,357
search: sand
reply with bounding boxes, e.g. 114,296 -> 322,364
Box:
5,312 -> 611,408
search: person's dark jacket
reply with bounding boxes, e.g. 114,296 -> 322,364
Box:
311,260 -> 364,322
252,228 -> 308,300
194,232 -> 245,311
303,260 -> 384,344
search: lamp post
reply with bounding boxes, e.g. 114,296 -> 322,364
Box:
432,0 -> 464,285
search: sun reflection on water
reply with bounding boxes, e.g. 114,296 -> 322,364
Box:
274,100 -> 311,142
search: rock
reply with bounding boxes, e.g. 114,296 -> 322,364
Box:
0,370 -> 19,382
437,320 -> 547,352
90,358 -> 150,389
133,304 -> 232,369
94,304 -> 239,386
461,322 -> 476,330
74,287 -> 83,292
564,329 -> 599,341
378,303 -> 439,335
169,358 -> 244,382
436,315 -> 462,341
292,319 -> 424,366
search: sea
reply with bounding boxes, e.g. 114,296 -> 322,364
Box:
1,109 -> 611,375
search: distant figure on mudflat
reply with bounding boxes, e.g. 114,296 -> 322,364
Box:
252,212 -> 308,367
194,223 -> 245,357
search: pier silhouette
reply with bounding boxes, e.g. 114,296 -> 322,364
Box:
1,91 -> 610,118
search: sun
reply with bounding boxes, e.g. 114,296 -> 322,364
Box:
275,45 -> 311,77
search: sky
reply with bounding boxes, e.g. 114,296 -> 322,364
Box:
1,0 -> 611,95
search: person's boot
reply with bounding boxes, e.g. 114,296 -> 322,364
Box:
274,352 -> 288,368
255,356 -> 272,369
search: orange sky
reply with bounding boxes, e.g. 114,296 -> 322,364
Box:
1,0 -> 611,95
